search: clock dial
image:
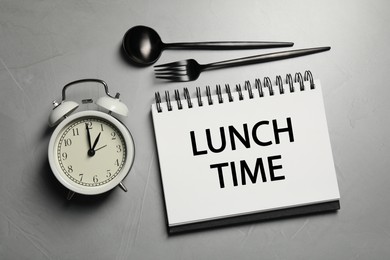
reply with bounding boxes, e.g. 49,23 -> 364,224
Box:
54,116 -> 127,187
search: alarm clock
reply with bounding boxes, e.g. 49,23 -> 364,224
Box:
48,79 -> 135,200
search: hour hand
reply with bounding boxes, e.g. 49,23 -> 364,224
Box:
91,132 -> 101,151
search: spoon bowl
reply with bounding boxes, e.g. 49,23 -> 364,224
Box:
122,25 -> 294,66
122,25 -> 164,66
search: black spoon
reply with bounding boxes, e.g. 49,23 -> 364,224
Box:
122,25 -> 294,66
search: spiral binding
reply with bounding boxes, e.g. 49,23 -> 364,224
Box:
155,70 -> 315,113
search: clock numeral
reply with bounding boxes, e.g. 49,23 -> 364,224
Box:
67,165 -> 73,173
106,170 -> 112,178
61,152 -> 68,160
86,121 -> 93,129
72,128 -> 79,136
93,175 -> 99,183
116,145 -> 122,153
64,138 -> 72,146
111,132 -> 116,140
79,174 -> 84,181
100,124 -> 104,131
114,159 -> 120,167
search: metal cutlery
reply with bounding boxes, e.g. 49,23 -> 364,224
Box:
154,47 -> 331,82
122,25 -> 294,66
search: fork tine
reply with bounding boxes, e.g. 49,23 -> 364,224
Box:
156,75 -> 190,81
154,60 -> 187,68
155,75 -> 183,81
155,71 -> 186,76
154,66 -> 187,72
154,67 -> 187,76
155,73 -> 187,79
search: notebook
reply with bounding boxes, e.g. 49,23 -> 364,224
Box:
151,71 -> 340,234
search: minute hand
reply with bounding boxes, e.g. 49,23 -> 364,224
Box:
86,123 -> 92,150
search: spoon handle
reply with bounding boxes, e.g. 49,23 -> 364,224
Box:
164,41 -> 294,49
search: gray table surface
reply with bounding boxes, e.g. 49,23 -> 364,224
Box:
1,0 -> 389,259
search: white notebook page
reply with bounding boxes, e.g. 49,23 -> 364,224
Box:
152,80 -> 340,227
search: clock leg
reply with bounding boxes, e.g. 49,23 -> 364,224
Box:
67,190 -> 75,200
119,182 -> 128,192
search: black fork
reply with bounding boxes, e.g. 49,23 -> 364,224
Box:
154,47 -> 331,82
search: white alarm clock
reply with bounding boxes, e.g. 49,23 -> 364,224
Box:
48,79 -> 135,200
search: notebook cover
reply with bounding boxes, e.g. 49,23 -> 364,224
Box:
169,200 -> 340,234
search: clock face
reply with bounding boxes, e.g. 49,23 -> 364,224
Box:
48,111 -> 134,194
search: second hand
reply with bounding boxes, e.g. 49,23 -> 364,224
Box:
94,145 -> 107,152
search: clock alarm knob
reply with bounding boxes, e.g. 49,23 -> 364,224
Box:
96,94 -> 129,117
48,100 -> 79,127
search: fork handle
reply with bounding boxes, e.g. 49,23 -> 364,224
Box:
164,41 -> 294,49
202,47 -> 331,71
